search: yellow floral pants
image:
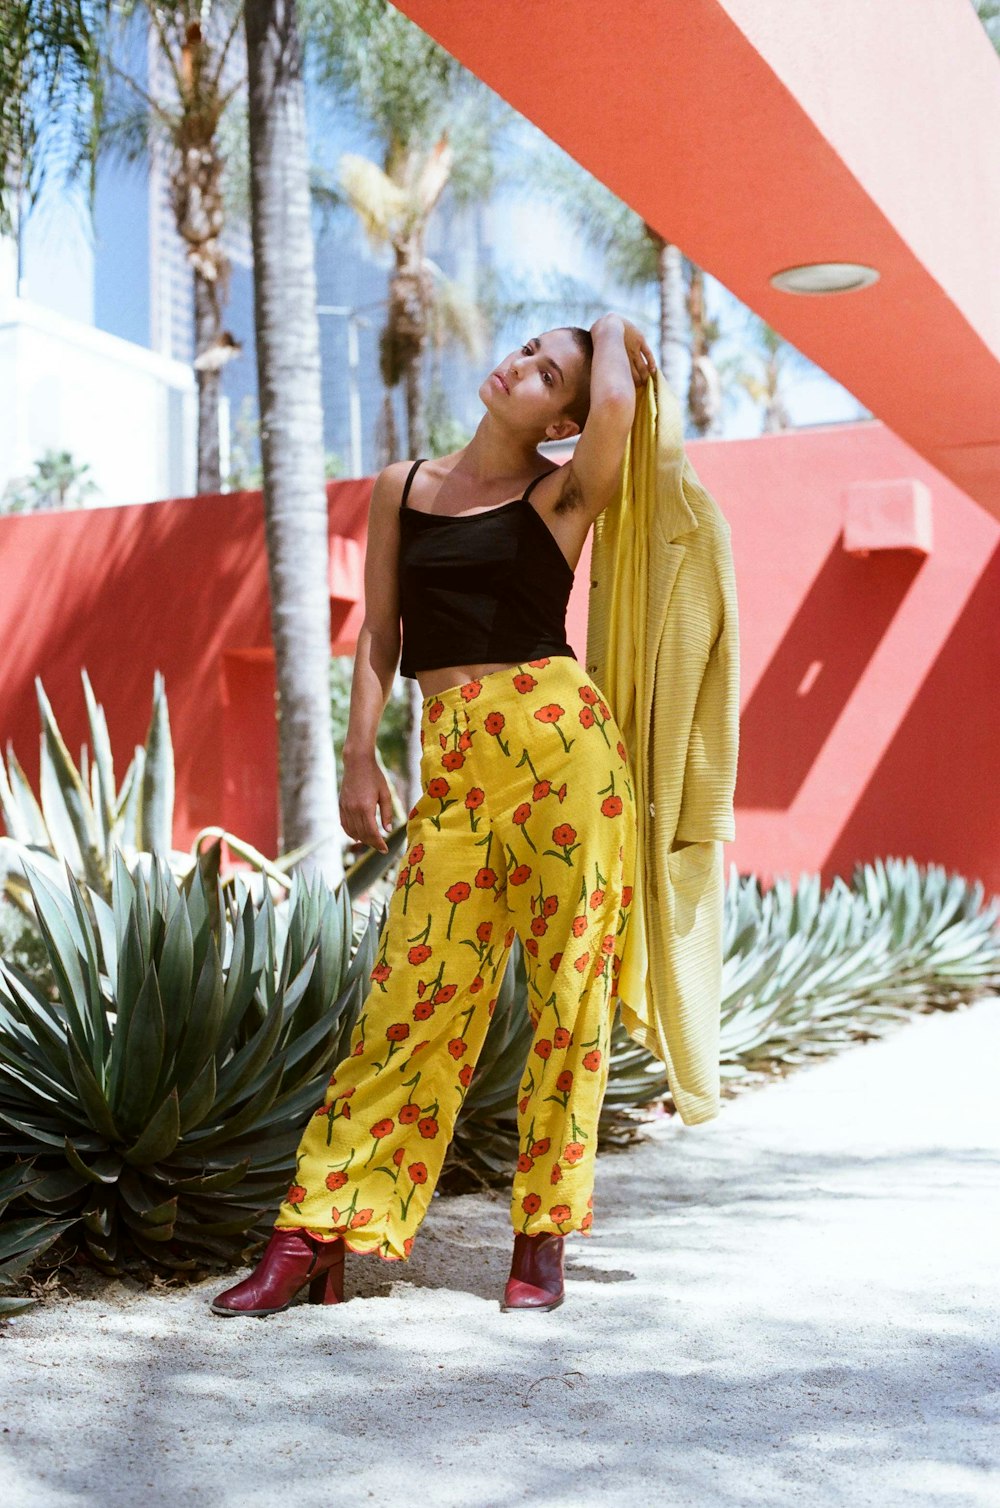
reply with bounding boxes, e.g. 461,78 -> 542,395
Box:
274,655 -> 637,1261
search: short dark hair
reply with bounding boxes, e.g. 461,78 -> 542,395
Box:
558,326 -> 592,432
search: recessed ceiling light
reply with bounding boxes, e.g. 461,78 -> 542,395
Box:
770,262 -> 880,295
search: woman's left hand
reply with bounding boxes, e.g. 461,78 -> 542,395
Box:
621,318 -> 657,386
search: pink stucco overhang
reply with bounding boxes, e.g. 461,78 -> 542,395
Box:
391,0 -> 1000,519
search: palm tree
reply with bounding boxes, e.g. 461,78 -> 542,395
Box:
0,1 -> 244,493
244,0 -> 343,886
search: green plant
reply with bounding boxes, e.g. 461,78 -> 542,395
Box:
0,851 -> 384,1275
0,669 -> 344,920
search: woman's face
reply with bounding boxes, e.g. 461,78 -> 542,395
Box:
480,329 -> 588,439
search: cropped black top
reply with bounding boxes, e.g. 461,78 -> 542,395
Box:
397,458 -> 577,679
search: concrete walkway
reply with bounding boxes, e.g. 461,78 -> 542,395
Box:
1,999 -> 997,1508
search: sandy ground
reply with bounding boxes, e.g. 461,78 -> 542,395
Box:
1,998 -> 997,1508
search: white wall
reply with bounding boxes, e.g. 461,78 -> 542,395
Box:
0,296 -> 196,505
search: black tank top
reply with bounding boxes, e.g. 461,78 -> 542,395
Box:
396,458 -> 577,679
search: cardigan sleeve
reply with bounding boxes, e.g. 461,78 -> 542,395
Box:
673,528 -> 740,844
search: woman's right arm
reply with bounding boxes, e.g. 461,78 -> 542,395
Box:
339,462 -> 410,854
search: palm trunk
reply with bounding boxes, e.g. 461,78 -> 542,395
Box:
193,269 -> 222,492
655,235 -> 687,408
244,0 -> 344,887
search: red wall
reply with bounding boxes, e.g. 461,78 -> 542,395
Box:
1,422 -> 997,892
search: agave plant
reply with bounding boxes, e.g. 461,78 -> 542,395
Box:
0,668 -> 406,920
0,851 -> 383,1275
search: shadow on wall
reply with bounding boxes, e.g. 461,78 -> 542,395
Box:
735,542 -> 924,810
825,541 -> 1000,889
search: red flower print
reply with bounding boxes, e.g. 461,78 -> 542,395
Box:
513,803 -> 532,827
408,1162 -> 429,1184
525,938 -> 539,957
542,894 -> 559,917
617,740 -> 627,761
557,783 -> 568,802
485,711 -> 505,734
556,1070 -> 574,1093
404,1237 -> 415,1257
530,1138 -> 551,1157
601,795 -> 623,818
517,1153 -> 534,1173
574,952 -> 591,973
534,703 -> 565,724
418,1116 -> 440,1138
510,864 -> 532,885
533,780 -> 551,800
459,1063 -> 474,1087
518,1095 -> 530,1114
325,1170 -> 348,1191
350,1208 -> 374,1229
371,1118 -> 395,1139
428,777 -> 450,799
549,952 -> 563,971
393,1147 -> 406,1167
407,943 -> 431,965
470,974 -> 484,993
534,1038 -> 552,1060
445,881 -> 471,904
590,888 -> 605,909
409,843 -> 425,863
458,730 -> 473,751
550,1165 -> 563,1184
433,983 -> 457,1003
522,1192 -> 542,1214
578,685 -> 598,706
552,823 -> 577,847
549,1204 -> 572,1224
386,1022 -> 410,1042
528,658 -> 551,668
330,1207 -> 343,1224
428,700 -> 444,722
579,706 -> 595,728
601,933 -> 615,954
622,886 -> 633,906
553,1026 -> 571,1049
286,1183 -> 307,1204
342,1104 -> 352,1118
530,916 -> 547,937
505,927 -> 516,947
466,787 -> 485,809
413,1000 -> 435,1021
460,681 -> 481,701
475,866 -> 497,888
513,673 -> 537,693
564,1142 -> 585,1164
395,871 -> 408,891
399,1102 -> 421,1124
599,701 -> 610,718
571,915 -> 588,938
372,963 -> 393,988
583,1049 -> 602,1071
442,750 -> 465,771
477,920 -> 493,943
447,1038 -> 467,1059
581,1212 -> 594,1232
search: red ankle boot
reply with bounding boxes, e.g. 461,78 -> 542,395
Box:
501,1231 -> 565,1312
211,1228 -> 345,1316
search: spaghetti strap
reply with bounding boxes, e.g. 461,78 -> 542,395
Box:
400,458 -> 426,511
522,470 -> 552,504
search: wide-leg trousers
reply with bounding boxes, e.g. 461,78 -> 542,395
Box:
274,655 -> 637,1261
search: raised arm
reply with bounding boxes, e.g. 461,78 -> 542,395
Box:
561,314 -> 656,524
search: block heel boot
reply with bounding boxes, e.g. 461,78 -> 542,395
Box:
501,1231 -> 565,1312
211,1228 -> 346,1316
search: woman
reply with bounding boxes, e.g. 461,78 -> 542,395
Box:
213,314 -> 657,1316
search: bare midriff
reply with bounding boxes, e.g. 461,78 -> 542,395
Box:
416,661 -> 524,697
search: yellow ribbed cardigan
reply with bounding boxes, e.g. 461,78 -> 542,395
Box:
585,371 -> 740,1125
